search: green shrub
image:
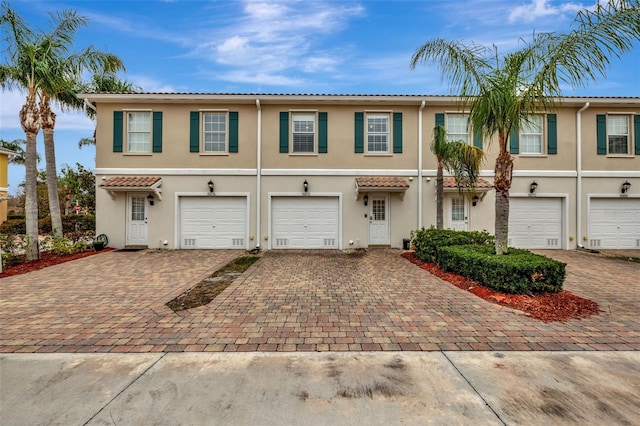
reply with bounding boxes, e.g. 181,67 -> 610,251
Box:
0,214 -> 95,236
437,245 -> 566,294
410,227 -> 494,262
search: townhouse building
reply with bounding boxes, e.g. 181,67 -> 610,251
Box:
80,93 -> 639,251
0,146 -> 15,224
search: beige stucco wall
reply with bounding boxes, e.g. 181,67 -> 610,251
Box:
1,153 -> 8,223
90,94 -> 640,251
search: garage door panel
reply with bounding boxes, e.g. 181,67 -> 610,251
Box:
509,198 -> 562,249
181,197 -> 247,249
589,198 -> 640,249
272,197 -> 339,249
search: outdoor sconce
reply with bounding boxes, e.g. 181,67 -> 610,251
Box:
147,194 -> 154,206
364,195 -> 369,206
529,181 -> 538,194
208,179 -> 215,194
303,179 -> 309,193
472,195 -> 480,206
621,181 -> 631,194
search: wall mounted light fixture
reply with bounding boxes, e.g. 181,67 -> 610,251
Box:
529,181 -> 538,194
208,179 -> 215,194
621,181 -> 631,194
364,195 -> 369,206
147,194 -> 154,206
303,179 -> 309,193
472,195 -> 480,206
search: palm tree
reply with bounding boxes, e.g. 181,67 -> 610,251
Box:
432,125 -> 484,229
1,4 -> 123,248
411,0 -> 640,254
79,71 -> 139,149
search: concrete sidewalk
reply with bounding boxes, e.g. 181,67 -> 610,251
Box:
2,351 -> 639,425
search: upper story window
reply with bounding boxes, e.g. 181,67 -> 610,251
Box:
292,113 -> 315,153
367,113 -> 390,153
203,112 -> 227,153
127,112 -> 151,152
607,115 -> 629,155
520,115 -> 544,154
446,114 -> 470,144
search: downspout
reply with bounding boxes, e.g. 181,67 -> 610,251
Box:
83,98 -> 97,113
576,102 -> 590,249
418,100 -> 426,229
255,99 -> 262,249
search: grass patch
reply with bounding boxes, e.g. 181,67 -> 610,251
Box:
166,255 -> 260,312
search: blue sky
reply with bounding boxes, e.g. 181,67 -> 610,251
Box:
1,0 -> 639,196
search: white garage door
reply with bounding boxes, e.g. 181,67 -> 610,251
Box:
272,197 -> 339,249
509,198 -> 562,249
180,197 -> 247,249
589,198 -> 640,249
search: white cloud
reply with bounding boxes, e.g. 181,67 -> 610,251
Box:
129,75 -> 181,93
508,0 -> 586,24
189,0 -> 363,87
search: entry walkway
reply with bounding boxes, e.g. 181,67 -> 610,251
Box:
1,249 -> 639,353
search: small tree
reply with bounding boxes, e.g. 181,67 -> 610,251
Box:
431,125 -> 484,229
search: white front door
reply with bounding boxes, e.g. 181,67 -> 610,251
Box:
369,194 -> 390,245
449,196 -> 468,231
126,194 -> 148,246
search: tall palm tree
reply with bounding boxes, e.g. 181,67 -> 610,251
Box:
1,4 -> 123,246
79,71 -> 139,149
411,0 -> 640,254
432,125 -> 484,229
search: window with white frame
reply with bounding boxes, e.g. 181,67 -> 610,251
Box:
520,115 -> 543,154
446,114 -> 470,144
127,112 -> 151,152
292,113 -> 315,153
608,115 -> 629,155
203,112 -> 227,152
367,113 -> 389,153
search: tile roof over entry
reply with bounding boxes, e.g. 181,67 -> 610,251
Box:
99,176 -> 162,189
355,176 -> 410,189
442,177 -> 493,189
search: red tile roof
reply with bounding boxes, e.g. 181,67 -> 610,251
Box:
355,176 -> 410,188
99,176 -> 161,188
443,177 -> 493,189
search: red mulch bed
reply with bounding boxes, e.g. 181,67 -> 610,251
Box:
401,252 -> 601,322
0,248 -> 114,278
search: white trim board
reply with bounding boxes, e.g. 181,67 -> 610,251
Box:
96,168 -> 257,176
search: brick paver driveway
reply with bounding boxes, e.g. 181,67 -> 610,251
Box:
1,249 -> 638,353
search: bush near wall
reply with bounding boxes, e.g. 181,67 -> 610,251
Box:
437,244 -> 566,294
411,227 -> 494,262
0,214 -> 96,235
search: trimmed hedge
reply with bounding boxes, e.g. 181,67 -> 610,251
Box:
437,244 -> 566,294
411,227 -> 494,262
0,214 -> 95,235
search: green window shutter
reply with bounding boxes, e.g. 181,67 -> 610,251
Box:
152,111 -> 162,153
190,111 -> 200,153
393,112 -> 403,153
318,112 -> 328,153
634,115 -> 640,155
596,114 -> 606,155
510,127 -> 519,154
435,113 -> 445,127
473,130 -> 482,148
279,112 -> 289,153
354,112 -> 364,153
547,114 -> 557,155
229,111 -> 239,153
113,111 -> 123,152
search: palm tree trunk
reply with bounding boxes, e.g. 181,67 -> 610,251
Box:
20,98 -> 40,260
40,96 -> 63,236
436,159 -> 444,229
494,150 -> 513,255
